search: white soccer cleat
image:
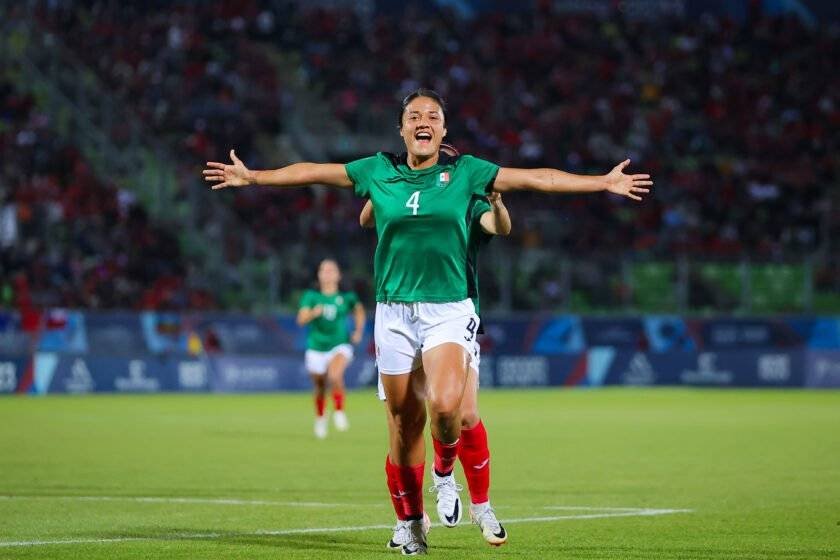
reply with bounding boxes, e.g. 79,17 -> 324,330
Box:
469,502 -> 507,546
429,470 -> 463,527
387,511 -> 430,551
400,517 -> 428,556
332,410 -> 349,432
314,416 -> 328,439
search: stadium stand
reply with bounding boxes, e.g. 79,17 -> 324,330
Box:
1,1 -> 837,312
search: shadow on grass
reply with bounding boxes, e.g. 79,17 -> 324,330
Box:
217,532 -> 472,554
94,527 -> 470,554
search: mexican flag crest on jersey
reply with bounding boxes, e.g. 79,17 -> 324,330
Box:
438,171 -> 450,187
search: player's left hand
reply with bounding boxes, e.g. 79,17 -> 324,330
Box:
487,192 -> 503,205
604,159 -> 652,201
351,330 -> 363,345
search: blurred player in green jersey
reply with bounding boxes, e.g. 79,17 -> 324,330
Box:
297,259 -> 365,439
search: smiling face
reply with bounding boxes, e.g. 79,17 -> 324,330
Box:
399,96 -> 447,162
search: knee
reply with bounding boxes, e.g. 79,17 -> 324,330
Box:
428,395 -> 460,425
461,410 -> 480,429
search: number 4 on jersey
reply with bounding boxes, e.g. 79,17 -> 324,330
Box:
405,191 -> 421,216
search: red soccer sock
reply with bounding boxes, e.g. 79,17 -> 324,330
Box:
315,395 -> 326,417
458,420 -> 491,504
332,389 -> 345,412
394,461 -> 425,520
385,456 -> 407,521
433,437 -> 459,476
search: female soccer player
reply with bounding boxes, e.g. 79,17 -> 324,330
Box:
296,258 -> 365,439
204,88 -> 651,555
361,146 -> 512,547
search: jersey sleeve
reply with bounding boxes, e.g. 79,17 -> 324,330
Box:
299,290 -> 315,310
344,155 -> 381,198
461,155 -> 500,196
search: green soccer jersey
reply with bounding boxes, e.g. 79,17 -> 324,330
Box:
467,196 -> 493,316
346,152 -> 499,303
299,290 -> 359,351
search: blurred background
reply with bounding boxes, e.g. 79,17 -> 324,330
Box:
0,0 -> 838,393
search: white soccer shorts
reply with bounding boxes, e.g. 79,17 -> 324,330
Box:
374,299 -> 480,376
305,343 -> 354,375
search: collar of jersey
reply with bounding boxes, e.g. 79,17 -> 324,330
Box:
386,151 -> 458,174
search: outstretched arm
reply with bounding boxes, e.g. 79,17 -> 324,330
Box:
360,199 -> 374,228
204,150 -> 353,190
494,159 -> 652,201
479,192 -> 512,235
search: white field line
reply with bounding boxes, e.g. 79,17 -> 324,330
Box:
507,509 -> 694,523
541,505 -> 681,512
0,508 -> 693,548
0,495 -> 370,508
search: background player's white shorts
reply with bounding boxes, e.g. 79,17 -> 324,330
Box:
375,299 -> 480,375
377,338 -> 480,401
305,343 -> 354,375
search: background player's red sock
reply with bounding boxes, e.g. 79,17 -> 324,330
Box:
332,389 -> 345,411
385,456 -> 407,520
395,462 -> 425,520
458,420 -> 490,504
315,395 -> 326,417
433,437 -> 459,476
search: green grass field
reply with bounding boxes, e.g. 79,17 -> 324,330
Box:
1,388 -> 838,559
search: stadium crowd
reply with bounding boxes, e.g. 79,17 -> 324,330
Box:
298,4 -> 836,259
0,80 -> 216,312
2,1 -> 837,310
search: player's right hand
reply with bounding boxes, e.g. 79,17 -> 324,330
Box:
311,305 -> 323,317
203,149 -> 252,189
